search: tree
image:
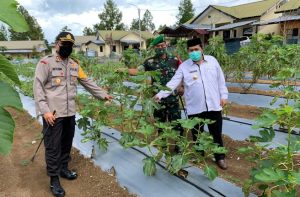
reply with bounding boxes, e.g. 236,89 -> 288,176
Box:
130,10 -> 155,31
8,5 -> 44,40
0,0 -> 29,155
130,18 -> 144,31
0,25 -> 8,41
61,26 -> 71,32
93,0 -> 125,31
157,24 -> 167,31
83,27 -> 94,36
176,0 -> 195,25
142,10 -> 155,31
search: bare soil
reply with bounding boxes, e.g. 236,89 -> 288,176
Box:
0,108 -> 135,197
228,86 -> 284,97
227,78 -> 300,86
227,102 -> 263,119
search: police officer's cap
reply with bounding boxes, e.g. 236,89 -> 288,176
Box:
187,38 -> 202,48
55,32 -> 75,44
150,35 -> 165,47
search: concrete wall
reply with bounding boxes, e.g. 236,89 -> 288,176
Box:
193,7 -> 234,27
258,5 -> 282,35
280,20 -> 300,43
2,51 -> 46,59
120,33 -> 147,49
86,42 -> 105,57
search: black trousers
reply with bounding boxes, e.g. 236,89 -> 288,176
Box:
188,111 -> 225,161
43,116 -> 75,176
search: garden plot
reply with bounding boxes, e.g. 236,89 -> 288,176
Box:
11,40 -> 300,196
20,90 -> 300,196
19,92 -> 256,197
228,93 -> 295,109
226,82 -> 300,91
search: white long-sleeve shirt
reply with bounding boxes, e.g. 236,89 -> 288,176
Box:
156,55 -> 228,115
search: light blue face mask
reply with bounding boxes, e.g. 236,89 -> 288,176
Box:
189,51 -> 202,62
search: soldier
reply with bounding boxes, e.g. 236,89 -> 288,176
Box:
143,35 -> 184,151
155,38 -> 229,170
33,32 -> 113,197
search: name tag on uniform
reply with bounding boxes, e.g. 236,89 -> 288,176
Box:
52,67 -> 62,71
189,70 -> 197,73
70,68 -> 78,71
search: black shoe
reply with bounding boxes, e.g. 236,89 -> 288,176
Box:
216,159 -> 228,170
50,176 -> 65,197
60,168 -> 77,180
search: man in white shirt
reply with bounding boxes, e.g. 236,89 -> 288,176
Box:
154,38 -> 229,170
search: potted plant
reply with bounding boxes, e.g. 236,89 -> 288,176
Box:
122,48 -> 143,76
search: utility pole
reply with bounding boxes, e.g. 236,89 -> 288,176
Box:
138,7 -> 142,52
129,3 -> 142,54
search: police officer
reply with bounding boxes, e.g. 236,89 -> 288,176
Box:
155,38 -> 229,170
143,35 -> 184,150
33,32 -> 112,197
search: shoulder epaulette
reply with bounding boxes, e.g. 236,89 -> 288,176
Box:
40,55 -> 51,65
70,57 -> 80,64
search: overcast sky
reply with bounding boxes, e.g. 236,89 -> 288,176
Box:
16,0 -> 257,42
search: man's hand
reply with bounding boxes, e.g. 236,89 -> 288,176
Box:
153,95 -> 161,103
220,99 -> 228,107
43,112 -> 56,126
176,85 -> 184,96
105,95 -> 113,100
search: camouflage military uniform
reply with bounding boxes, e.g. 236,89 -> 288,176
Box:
143,55 -> 182,126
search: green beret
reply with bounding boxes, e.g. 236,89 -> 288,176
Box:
150,35 -> 165,47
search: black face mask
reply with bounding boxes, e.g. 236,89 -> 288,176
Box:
58,45 -> 73,58
155,48 -> 167,57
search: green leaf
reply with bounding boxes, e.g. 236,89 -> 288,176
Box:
238,147 -> 254,154
0,82 -> 22,109
254,168 -> 285,183
290,136 -> 300,152
242,179 -> 253,197
0,82 -> 23,154
0,55 -> 21,86
257,184 -> 268,191
81,137 -> 91,143
119,132 -> 146,148
142,157 -> 156,176
177,118 -> 201,130
0,0 -> 29,32
212,146 -> 228,154
119,132 -> 135,147
0,108 -> 16,155
77,117 -> 90,132
253,111 -> 277,129
137,124 -> 154,136
203,165 -> 218,180
249,128 -> 275,142
169,155 -> 188,174
291,171 -> 300,185
272,190 -> 297,197
97,138 -> 108,152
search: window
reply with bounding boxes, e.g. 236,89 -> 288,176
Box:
287,29 -> 299,44
292,28 -> 299,37
233,30 -> 237,38
123,45 -> 129,50
223,30 -> 230,39
243,27 -> 253,36
215,31 -> 219,36
112,45 -> 116,52
100,46 -> 103,52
